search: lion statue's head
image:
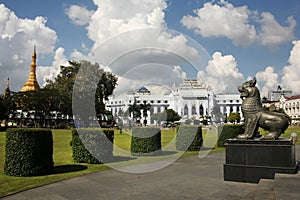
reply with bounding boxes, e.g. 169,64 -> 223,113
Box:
237,77 -> 260,100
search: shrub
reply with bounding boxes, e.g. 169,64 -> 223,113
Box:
4,128 -> 53,176
176,125 -> 203,151
217,124 -> 244,147
131,127 -> 161,155
71,128 -> 114,164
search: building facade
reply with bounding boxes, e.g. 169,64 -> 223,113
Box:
106,79 -> 242,125
283,95 -> 300,124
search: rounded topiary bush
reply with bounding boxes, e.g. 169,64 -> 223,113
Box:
176,125 -> 203,151
71,128 -> 114,164
217,124 -> 244,147
131,127 -> 161,155
4,128 -> 53,177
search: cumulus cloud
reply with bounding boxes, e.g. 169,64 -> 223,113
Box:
181,1 -> 256,46
181,0 -> 296,48
64,0 -> 207,96
258,12 -> 296,48
0,4 -> 57,91
37,47 -> 69,86
281,40 -> 300,94
198,52 -> 244,93
65,5 -> 94,26
255,66 -> 279,97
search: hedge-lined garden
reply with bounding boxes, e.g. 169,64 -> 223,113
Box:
2,125 -> 244,178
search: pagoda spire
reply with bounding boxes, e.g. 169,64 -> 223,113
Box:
4,78 -> 10,97
21,46 -> 40,92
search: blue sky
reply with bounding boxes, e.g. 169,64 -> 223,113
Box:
0,0 -> 300,97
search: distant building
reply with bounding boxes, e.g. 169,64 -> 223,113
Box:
283,95 -> 300,124
106,79 -> 242,125
267,85 -> 292,102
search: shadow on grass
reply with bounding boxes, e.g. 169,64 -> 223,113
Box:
131,150 -> 178,157
51,165 -> 88,175
106,156 -> 137,163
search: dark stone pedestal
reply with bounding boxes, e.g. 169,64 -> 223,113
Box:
224,138 -> 298,183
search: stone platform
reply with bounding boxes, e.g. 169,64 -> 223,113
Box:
224,138 -> 298,183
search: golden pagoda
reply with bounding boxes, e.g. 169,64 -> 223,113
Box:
21,46 -> 40,92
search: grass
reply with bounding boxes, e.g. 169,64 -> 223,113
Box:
0,128 -> 187,196
0,129 -> 109,197
2,126 -> 298,197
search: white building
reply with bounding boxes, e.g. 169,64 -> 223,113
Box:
284,95 -> 300,124
106,79 -> 242,125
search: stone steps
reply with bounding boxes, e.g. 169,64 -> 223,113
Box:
255,172 -> 300,200
254,179 -> 275,200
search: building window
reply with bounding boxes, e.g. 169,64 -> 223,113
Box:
192,104 -> 197,115
151,100 -> 154,103
199,104 -> 204,115
184,105 -> 188,115
157,100 -> 161,103
230,100 -> 233,103
164,100 -> 168,103
223,100 -> 226,103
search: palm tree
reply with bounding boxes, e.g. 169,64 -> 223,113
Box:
127,101 -> 141,125
139,101 -> 151,126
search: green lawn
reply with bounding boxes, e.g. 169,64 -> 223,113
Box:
0,128 -> 185,197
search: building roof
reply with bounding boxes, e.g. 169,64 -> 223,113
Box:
287,95 -> 300,101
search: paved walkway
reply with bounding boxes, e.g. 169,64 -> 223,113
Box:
3,147 -> 300,200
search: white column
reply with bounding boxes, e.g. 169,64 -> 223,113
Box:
220,106 -> 224,115
226,106 -> 230,116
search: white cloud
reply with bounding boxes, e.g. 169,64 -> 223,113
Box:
198,52 -> 244,93
86,0 -> 167,42
64,0 -> 207,96
181,0 -> 296,48
258,12 -> 296,48
37,47 -> 68,86
0,4 -> 57,91
65,5 -> 94,26
181,1 -> 256,46
255,66 -> 279,97
281,40 -> 300,94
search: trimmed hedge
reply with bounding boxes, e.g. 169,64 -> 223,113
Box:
217,124 -> 244,147
71,128 -> 114,164
4,128 -> 53,177
176,125 -> 203,151
131,127 -> 161,155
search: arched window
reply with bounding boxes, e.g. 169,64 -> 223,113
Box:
192,104 -> 197,115
199,104 -> 204,115
184,104 -> 188,115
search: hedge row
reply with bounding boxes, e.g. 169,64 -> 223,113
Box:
176,125 -> 203,151
71,128 -> 114,164
131,127 -> 161,155
217,124 -> 244,147
4,128 -> 53,177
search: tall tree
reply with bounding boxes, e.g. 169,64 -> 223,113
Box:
44,60 -> 118,127
165,108 -> 181,123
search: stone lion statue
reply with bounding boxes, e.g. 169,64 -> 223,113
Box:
237,77 -> 290,140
